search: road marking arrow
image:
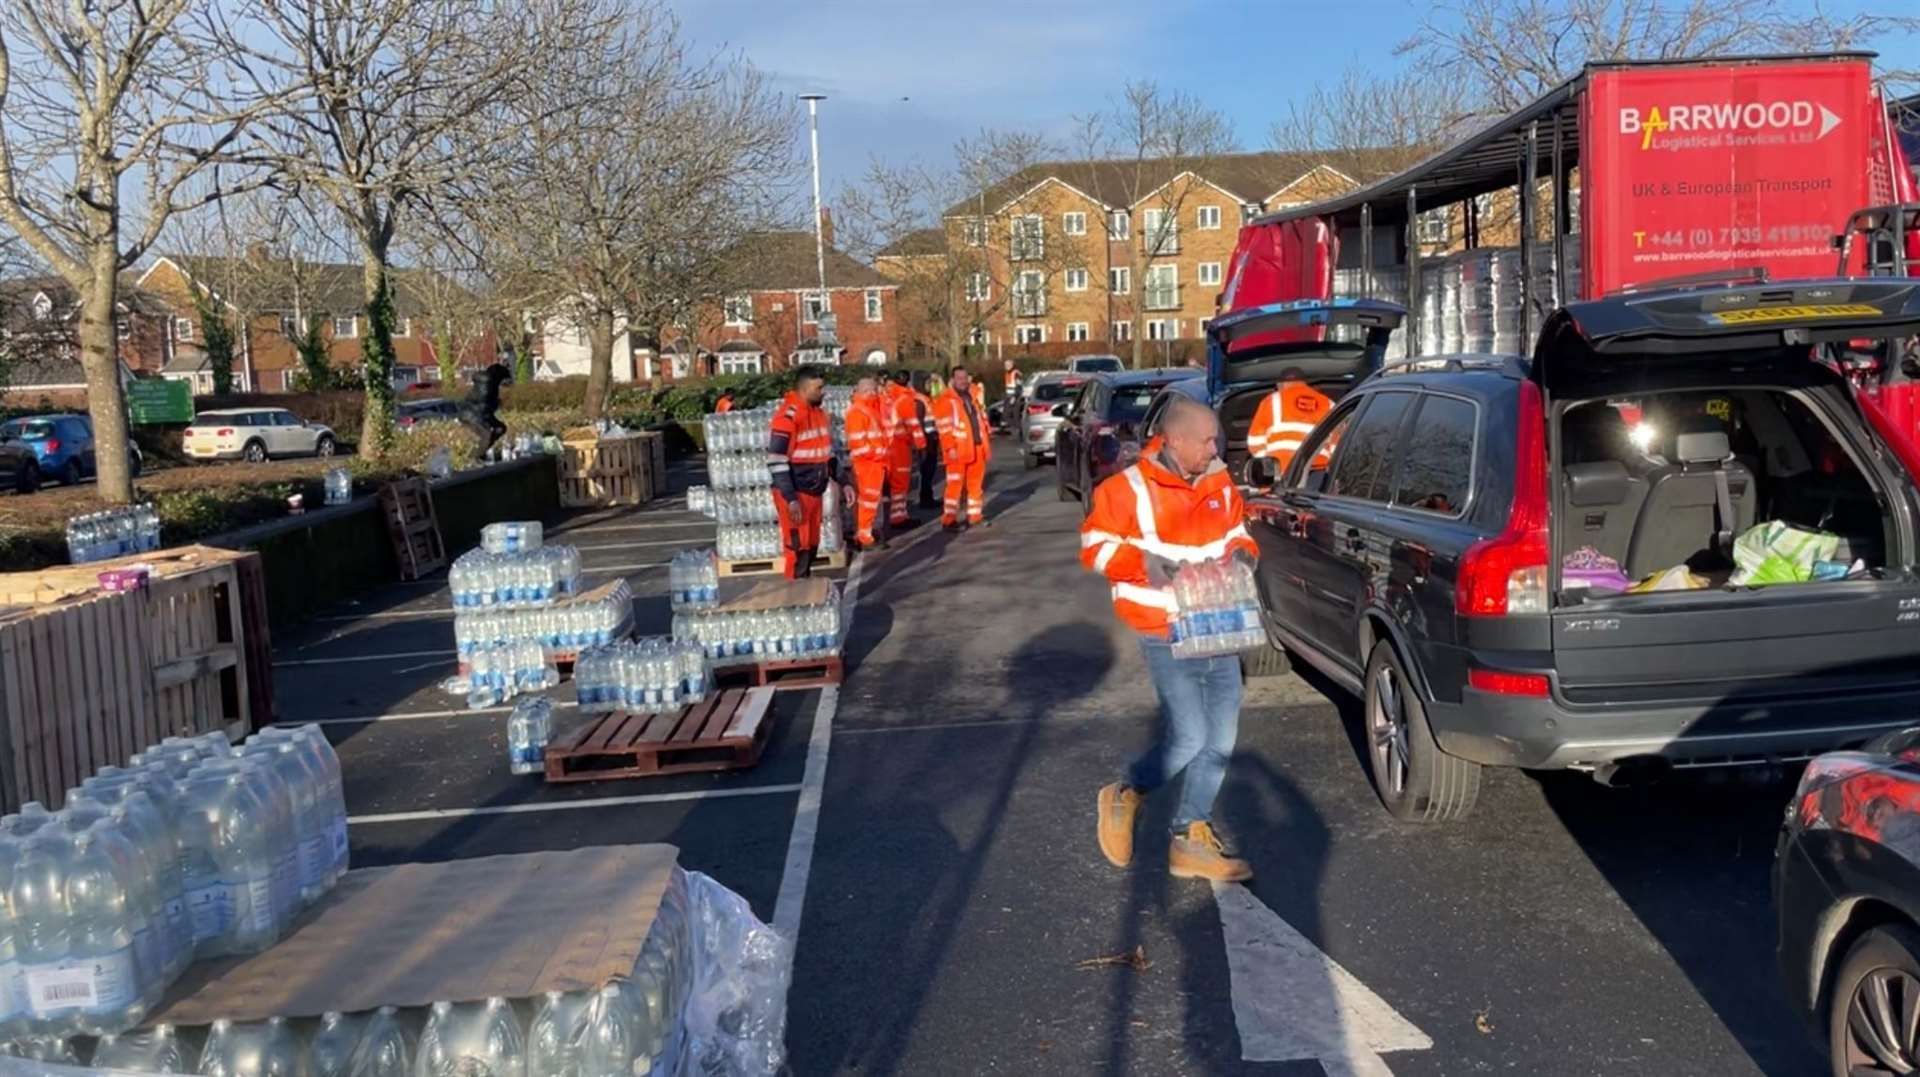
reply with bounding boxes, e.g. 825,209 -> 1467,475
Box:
1213,881 -> 1433,1076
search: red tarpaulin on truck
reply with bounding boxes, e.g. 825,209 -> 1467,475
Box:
1219,216 -> 1335,351
1580,60 -> 1874,296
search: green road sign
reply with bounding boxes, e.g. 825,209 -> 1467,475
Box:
126,379 -> 193,425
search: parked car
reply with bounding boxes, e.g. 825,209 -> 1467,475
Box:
1065,354 -> 1125,376
1224,285 -> 1920,822
1055,368 -> 1202,499
397,398 -> 460,429
0,413 -> 143,485
1776,729 -> 1920,1076
0,434 -> 40,493
1017,372 -> 1086,467
184,408 -> 337,462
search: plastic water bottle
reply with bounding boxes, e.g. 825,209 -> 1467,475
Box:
324,467 -> 352,506
199,1015 -> 306,1077
508,697 -> 553,775
579,982 -> 648,1077
225,757 -> 299,932
254,725 -> 348,885
527,989 -> 594,1077
312,1008 -> 414,1077
73,781 -> 191,981
11,825 -> 75,1036
93,1023 -> 189,1072
416,997 -> 524,1077
178,768 -> 278,956
240,740 -> 328,907
0,820 -> 30,1040
59,819 -> 146,1034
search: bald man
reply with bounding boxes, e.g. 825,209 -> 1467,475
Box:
1081,397 -> 1259,882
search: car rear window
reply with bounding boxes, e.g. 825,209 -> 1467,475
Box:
1110,387 -> 1159,423
3,420 -> 54,439
1391,395 -> 1476,514
1032,380 -> 1082,402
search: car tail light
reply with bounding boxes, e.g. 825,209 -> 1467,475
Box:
1027,404 -> 1052,415
41,439 -> 58,453
1468,668 -> 1550,697
217,428 -> 234,437
1457,380 -> 1549,617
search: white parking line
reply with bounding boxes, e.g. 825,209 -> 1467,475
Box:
275,649 -> 452,667
583,561 -> 670,575
315,608 -> 452,622
553,520 -> 711,535
276,703 -> 585,726
348,783 -> 802,825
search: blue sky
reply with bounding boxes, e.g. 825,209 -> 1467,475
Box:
670,0 -> 1918,195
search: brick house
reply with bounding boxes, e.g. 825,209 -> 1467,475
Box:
0,275 -> 166,407
137,255 -> 499,393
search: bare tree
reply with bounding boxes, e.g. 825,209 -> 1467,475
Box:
472,3 -> 793,418
1268,64 -> 1470,184
394,234 -> 495,387
0,0 -> 292,501
238,0 -> 602,456
1074,82 -> 1235,367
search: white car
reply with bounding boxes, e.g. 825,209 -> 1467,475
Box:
1065,354 -> 1125,375
184,408 -> 338,463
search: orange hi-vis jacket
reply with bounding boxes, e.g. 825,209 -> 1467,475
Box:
1004,368 -> 1020,393
933,389 -> 989,465
1080,438 -> 1258,637
1245,382 -> 1333,469
844,395 -> 892,465
768,390 -> 833,498
970,381 -> 986,412
885,382 -> 926,450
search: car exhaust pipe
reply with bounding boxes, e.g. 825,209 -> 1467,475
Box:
1592,756 -> 1672,788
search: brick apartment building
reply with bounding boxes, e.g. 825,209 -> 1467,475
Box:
0,275 -> 170,407
138,255 -> 498,393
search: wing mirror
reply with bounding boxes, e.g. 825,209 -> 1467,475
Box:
1243,455 -> 1277,488
1052,404 -> 1071,419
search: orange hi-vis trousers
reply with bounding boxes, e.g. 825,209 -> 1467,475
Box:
886,440 -> 914,525
943,456 -> 987,524
852,460 -> 887,545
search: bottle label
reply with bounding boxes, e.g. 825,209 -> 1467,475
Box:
188,881 -> 238,940
302,833 -> 331,890
134,922 -> 161,986
511,745 -> 545,767
26,948 -> 136,1014
247,875 -> 278,933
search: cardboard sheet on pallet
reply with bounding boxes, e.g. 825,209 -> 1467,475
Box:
715,576 -> 835,611
150,845 -> 679,1025
0,545 -> 251,606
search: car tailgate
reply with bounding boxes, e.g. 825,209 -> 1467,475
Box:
1552,579 -> 1920,705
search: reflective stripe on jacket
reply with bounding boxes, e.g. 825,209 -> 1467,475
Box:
768,390 -> 833,497
1079,437 -> 1257,637
845,396 -> 892,465
1246,382 -> 1333,468
933,389 -> 988,465
886,383 -> 927,449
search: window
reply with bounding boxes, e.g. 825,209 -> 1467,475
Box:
392,317 -> 410,338
1416,210 -> 1450,246
1108,266 -> 1130,295
1144,264 -> 1178,310
718,352 -> 763,375
864,289 -> 883,322
1015,325 -> 1045,345
968,326 -> 989,346
965,273 -> 990,302
1242,203 -> 1262,224
1013,270 -> 1045,316
863,348 -> 888,366
1064,268 -> 1089,292
1147,319 -> 1177,341
175,316 -> 195,342
963,217 -> 985,247
278,369 -> 297,391
1066,322 -> 1089,343
280,314 -> 302,338
1196,205 -> 1222,230
1062,211 -> 1087,236
1010,215 -> 1044,260
803,292 -> 828,323
1112,321 -> 1132,342
115,320 -> 131,341
332,314 -> 357,338
1288,403 -> 1360,486
669,355 -> 692,378
1326,392 -> 1416,501
1108,210 -> 1129,240
1392,395 -> 1477,515
1142,208 -> 1178,253
1197,262 -> 1222,287
723,294 -> 753,325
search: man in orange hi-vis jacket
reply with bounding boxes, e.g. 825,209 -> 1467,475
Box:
1245,381 -> 1333,471
1081,396 -> 1258,883
844,377 -> 892,550
767,366 -> 833,578
933,365 -> 990,530
883,371 -> 925,526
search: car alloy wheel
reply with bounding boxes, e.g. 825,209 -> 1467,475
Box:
244,440 -> 267,463
315,435 -> 336,458
63,459 -> 83,486
1368,663 -> 1411,797
1845,967 -> 1920,1073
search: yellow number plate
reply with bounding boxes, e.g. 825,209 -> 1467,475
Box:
1708,303 -> 1883,325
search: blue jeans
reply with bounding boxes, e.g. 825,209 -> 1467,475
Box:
1126,637 -> 1243,834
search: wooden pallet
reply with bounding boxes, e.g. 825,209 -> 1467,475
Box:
378,478 -> 446,581
712,654 -> 843,691
716,547 -> 848,578
560,436 -> 645,508
544,686 -> 775,781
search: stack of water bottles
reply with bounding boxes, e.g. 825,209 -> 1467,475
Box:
454,641 -> 559,708
64,506 -> 162,565
821,386 -> 853,455
686,484 -> 712,515
715,525 -> 781,563
708,488 -> 777,526
0,725 -> 348,1043
672,604 -> 840,666
573,639 -> 711,715
668,550 -> 719,611
1168,558 -> 1267,658
454,580 -> 631,656
480,521 -> 543,554
447,546 -> 582,609
507,697 -> 554,776
323,468 -> 353,507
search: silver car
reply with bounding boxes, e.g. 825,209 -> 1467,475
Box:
1019,372 -> 1088,469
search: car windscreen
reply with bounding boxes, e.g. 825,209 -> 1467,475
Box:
1074,358 -> 1123,373
1110,386 -> 1160,423
1031,380 -> 1082,402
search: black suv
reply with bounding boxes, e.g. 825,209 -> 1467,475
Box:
1213,283 -> 1920,822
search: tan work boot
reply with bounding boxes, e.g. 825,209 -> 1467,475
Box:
1169,821 -> 1253,882
1096,783 -> 1143,867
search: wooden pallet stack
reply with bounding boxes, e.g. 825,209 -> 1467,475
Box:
378,478 -> 447,581
705,576 -> 845,688
0,546 -> 271,812
717,546 -> 847,578
561,434 -> 659,508
545,686 -> 775,781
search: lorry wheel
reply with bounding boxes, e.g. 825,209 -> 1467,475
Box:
1242,643 -> 1291,678
1363,642 -> 1482,822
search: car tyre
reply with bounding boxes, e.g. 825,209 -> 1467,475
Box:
1363,641 -> 1482,822
62,459 -> 83,486
315,434 -> 337,458
1828,922 -> 1920,1076
1025,451 -> 1041,470
1242,642 -> 1291,678
243,439 -> 268,463
130,451 -> 142,478
16,461 -> 39,494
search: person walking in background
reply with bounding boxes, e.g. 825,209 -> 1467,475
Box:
845,377 -> 891,551
909,371 -> 941,511
767,366 -> 833,578
1082,397 -> 1258,882
884,371 -> 926,527
933,366 -> 990,531
1001,359 -> 1022,432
